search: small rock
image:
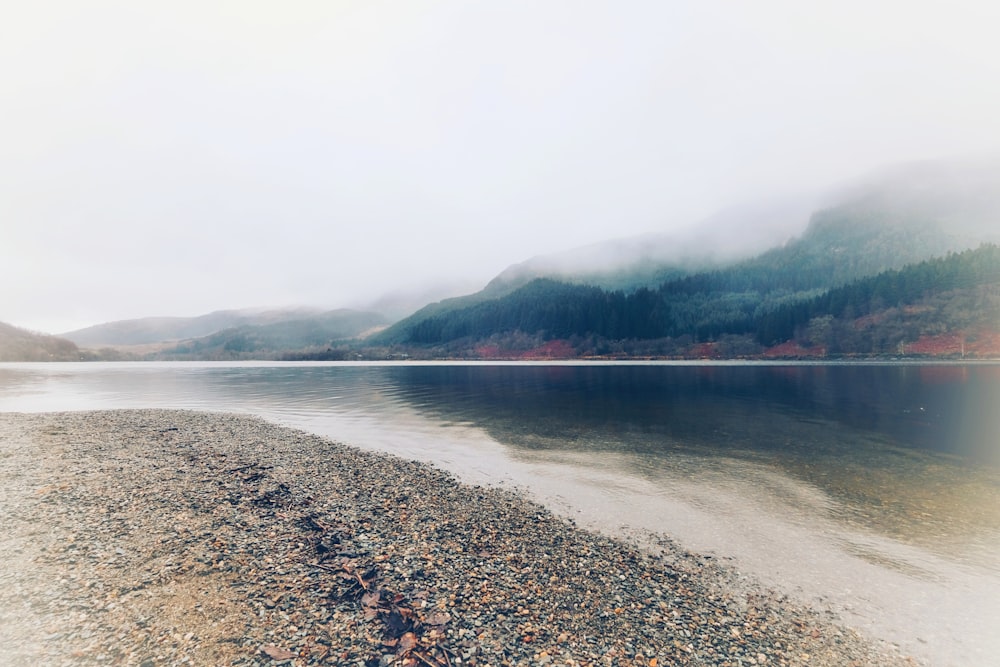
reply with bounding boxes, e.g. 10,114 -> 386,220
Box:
260,644 -> 296,660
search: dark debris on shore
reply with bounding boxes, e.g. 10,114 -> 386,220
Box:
0,410 -> 918,666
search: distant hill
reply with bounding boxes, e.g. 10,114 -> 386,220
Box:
0,322 -> 82,361
147,309 -> 388,360
61,307 -> 329,347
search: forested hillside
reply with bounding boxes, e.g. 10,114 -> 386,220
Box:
370,244 -> 1000,359
380,159 -> 1000,355
756,245 -> 1000,346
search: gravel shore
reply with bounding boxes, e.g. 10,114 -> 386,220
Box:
0,410 -> 917,666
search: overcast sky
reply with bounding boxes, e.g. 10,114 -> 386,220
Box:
3,1 -> 1000,333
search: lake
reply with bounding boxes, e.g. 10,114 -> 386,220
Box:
1,361 -> 998,666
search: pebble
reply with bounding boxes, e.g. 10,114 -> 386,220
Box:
0,410 -> 919,666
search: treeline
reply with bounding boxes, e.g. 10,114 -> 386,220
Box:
756,244 -> 1000,344
401,244 -> 1000,350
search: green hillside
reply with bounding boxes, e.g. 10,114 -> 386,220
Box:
371,245 -> 999,359
378,208 -> 996,348
378,159 -> 1000,353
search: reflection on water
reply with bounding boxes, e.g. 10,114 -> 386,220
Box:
386,364 -> 1000,565
1,362 -> 998,556
390,363 -> 1000,462
1,361 -> 999,666
1,362 -> 998,549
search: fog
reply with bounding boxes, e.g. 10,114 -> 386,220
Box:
3,1 -> 1000,333
491,195 -> 819,289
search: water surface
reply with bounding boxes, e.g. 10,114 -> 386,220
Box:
1,361 -> 998,666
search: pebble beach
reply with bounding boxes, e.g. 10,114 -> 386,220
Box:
0,410 -> 917,666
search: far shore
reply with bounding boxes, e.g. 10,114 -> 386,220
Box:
5,354 -> 1000,365
0,410 -> 918,666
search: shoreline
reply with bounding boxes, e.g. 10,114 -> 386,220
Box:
6,356 -> 1000,365
0,410 -> 916,666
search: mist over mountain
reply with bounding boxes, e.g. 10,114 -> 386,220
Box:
826,157 -> 1000,236
10,158 -> 999,362
488,158 -> 1000,295
378,197 -> 821,344
376,158 -> 1000,357
486,196 -> 817,294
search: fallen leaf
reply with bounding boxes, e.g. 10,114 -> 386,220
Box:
260,645 -> 296,660
399,632 -> 418,652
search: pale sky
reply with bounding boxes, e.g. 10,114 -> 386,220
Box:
3,1 -> 999,333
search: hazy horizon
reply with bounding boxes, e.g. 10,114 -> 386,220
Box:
4,2 -> 1000,333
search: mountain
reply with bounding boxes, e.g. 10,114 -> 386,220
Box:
373,159 -> 1000,357
147,309 -> 388,360
376,244 -> 1000,359
370,198 -> 818,348
40,157 -> 1000,361
0,322 -> 82,361
61,307 -> 330,347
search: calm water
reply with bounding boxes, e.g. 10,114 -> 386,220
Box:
1,361 -> 999,666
